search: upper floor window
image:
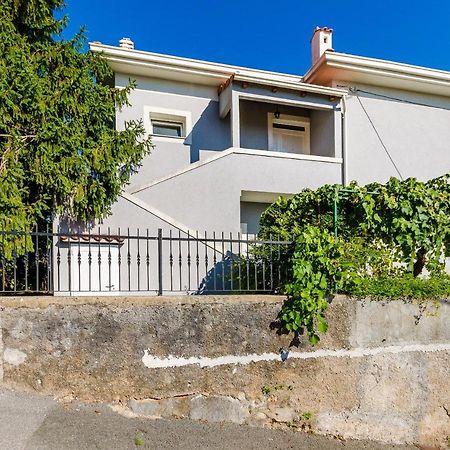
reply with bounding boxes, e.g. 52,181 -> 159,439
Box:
268,114 -> 310,155
143,106 -> 192,144
151,119 -> 184,138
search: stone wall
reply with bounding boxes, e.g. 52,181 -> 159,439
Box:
0,295 -> 449,448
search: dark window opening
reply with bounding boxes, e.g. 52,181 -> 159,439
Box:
273,123 -> 306,132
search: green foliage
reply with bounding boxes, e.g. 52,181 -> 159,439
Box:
260,175 -> 450,276
349,275 -> 450,301
281,226 -> 360,344
134,434 -> 145,446
0,1 -> 152,239
301,412 -> 312,421
259,175 -> 450,343
261,383 -> 294,396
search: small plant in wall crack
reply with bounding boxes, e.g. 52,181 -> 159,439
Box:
261,383 -> 295,395
134,433 -> 145,446
286,412 -> 314,433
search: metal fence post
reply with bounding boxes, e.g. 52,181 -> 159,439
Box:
157,228 -> 163,295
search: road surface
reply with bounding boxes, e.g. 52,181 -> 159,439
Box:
0,388 -> 417,450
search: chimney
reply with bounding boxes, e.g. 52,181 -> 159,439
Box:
311,27 -> 333,65
119,37 -> 134,50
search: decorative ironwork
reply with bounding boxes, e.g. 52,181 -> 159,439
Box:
0,225 -> 293,296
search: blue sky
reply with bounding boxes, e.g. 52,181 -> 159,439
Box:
62,0 -> 450,75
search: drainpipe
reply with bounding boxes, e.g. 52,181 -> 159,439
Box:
341,95 -> 348,186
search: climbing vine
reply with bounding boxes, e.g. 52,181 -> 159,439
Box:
259,174 -> 450,343
281,226 -> 360,344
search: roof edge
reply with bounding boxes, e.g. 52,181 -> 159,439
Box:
304,51 -> 450,92
90,42 -> 346,97
90,42 -> 303,83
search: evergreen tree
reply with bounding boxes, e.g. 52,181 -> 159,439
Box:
0,0 -> 151,235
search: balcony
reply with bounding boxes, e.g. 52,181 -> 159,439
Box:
219,76 -> 343,161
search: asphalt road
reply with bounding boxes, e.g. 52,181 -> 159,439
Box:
0,388 -> 417,450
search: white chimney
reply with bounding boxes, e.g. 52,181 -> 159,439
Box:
119,37 -> 134,50
311,27 -> 333,65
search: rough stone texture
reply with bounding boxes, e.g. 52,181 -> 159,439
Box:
190,395 -> 248,424
316,411 -> 416,445
418,352 -> 450,448
129,396 -> 191,419
0,295 -> 449,448
266,406 -> 297,423
351,299 -> 450,348
0,312 -> 3,383
3,347 -> 27,366
0,387 -> 417,450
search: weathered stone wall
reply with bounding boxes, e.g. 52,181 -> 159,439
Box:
0,295 -> 449,448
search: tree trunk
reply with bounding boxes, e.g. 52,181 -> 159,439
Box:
413,248 -> 426,277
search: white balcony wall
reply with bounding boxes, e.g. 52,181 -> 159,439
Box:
133,149 -> 342,234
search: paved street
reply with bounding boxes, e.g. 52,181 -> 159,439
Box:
0,388 -> 417,450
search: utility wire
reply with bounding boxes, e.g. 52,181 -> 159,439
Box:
355,88 -> 450,112
354,92 -> 404,180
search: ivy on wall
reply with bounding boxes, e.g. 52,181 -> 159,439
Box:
259,174 -> 450,343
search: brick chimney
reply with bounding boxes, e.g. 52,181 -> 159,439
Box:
311,27 -> 333,65
119,37 -> 134,50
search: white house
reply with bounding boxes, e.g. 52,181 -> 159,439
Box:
54,28 -> 450,294
88,28 -> 450,236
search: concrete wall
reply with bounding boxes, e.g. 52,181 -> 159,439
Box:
0,295 -> 448,448
339,83 -> 450,184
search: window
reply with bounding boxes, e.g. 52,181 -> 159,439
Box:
151,119 -> 184,138
268,114 -> 310,155
143,106 -> 192,143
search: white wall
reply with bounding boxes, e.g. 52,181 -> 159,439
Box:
115,74 -> 230,190
133,151 -> 342,233
341,83 -> 450,184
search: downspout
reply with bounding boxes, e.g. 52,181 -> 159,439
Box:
341,95 -> 348,186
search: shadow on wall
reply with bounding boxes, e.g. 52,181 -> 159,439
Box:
189,101 -> 230,163
197,251 -> 236,294
196,250 -> 287,294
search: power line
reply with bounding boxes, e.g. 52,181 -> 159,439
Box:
355,89 -> 450,112
354,92 -> 404,180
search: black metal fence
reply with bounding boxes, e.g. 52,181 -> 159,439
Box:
0,227 -> 293,295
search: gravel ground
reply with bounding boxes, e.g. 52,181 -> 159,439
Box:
0,388 -> 418,450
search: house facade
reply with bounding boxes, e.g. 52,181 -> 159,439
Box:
88,29 -> 450,237
51,28 -> 450,295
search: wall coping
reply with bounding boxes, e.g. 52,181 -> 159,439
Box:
0,294 -> 447,310
0,294 -> 287,309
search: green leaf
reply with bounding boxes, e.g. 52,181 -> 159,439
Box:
317,319 -> 328,334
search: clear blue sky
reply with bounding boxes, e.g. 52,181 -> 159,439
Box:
61,0 -> 450,75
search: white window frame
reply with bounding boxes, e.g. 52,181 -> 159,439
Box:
143,106 -> 192,144
267,113 -> 311,155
